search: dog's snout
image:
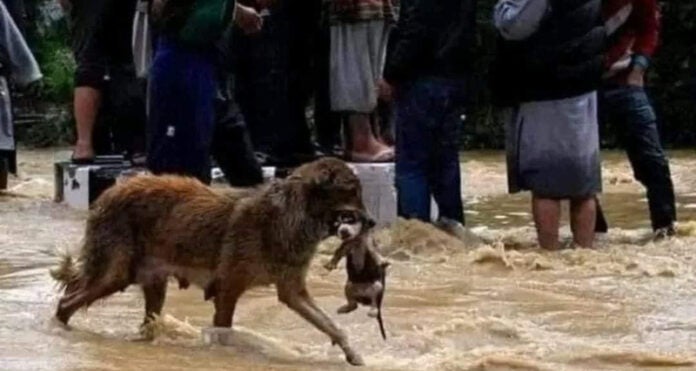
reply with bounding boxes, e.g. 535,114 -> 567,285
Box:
339,228 -> 351,239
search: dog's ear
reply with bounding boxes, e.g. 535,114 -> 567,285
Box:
365,215 -> 377,229
358,209 -> 377,229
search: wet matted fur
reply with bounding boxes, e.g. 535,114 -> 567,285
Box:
51,157 -> 367,365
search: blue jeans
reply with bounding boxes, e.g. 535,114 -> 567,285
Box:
147,37 -> 216,184
395,78 -> 466,224
600,84 -> 676,230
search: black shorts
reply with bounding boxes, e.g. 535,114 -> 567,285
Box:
69,0 -> 137,89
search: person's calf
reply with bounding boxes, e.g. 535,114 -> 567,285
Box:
570,197 -> 597,248
532,196 -> 561,250
72,86 -> 102,161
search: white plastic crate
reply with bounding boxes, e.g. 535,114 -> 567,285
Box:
348,162 -> 438,227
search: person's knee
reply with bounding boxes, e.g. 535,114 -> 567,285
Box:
74,65 -> 107,90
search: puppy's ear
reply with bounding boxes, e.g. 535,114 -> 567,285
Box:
367,217 -> 377,229
361,211 -> 376,229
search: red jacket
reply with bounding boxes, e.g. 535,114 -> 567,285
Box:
603,0 -> 660,83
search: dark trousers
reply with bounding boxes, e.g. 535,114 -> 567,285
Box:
600,84 -> 677,230
395,78 -> 465,224
211,76 -> 263,187
233,0 -> 319,160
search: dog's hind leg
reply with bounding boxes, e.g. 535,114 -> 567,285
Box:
141,278 -> 167,326
56,279 -> 129,325
277,278 -> 364,366
55,251 -> 132,325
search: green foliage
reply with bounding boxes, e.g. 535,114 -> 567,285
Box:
649,1 -> 696,147
13,1 -> 75,147
29,3 -> 75,104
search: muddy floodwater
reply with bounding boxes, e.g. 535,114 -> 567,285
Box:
2,148 -> 696,371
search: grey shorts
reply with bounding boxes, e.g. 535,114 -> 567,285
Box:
505,92 -> 602,199
330,20 -> 390,113
69,0 -> 136,88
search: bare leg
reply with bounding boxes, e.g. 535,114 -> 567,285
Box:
532,195 -> 561,250
277,277 -> 364,366
73,87 -> 102,160
570,197 -> 596,248
348,113 -> 393,161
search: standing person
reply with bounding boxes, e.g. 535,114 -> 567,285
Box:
492,0 -> 605,249
382,0 -> 475,226
329,0 -> 396,162
211,25 -> 264,187
59,0 -> 142,163
601,0 -> 676,239
0,0 -> 42,187
233,0 -> 322,167
147,0 -> 263,183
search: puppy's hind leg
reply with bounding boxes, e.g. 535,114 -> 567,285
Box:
277,277 -> 364,366
337,283 -> 358,314
367,282 -> 383,318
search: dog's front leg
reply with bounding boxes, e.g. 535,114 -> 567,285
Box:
325,244 -> 348,271
277,279 -> 364,366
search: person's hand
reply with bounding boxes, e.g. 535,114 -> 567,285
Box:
58,0 -> 71,12
234,4 -> 264,34
377,79 -> 394,102
627,66 -> 645,87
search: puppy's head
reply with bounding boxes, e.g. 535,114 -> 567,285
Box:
288,158 -> 365,216
332,208 -> 376,241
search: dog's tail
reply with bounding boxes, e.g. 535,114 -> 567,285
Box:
49,252 -> 82,292
376,262 -> 390,341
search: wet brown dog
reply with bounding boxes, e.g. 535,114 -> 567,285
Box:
51,158 -> 367,365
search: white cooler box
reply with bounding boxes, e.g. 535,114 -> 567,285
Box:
54,156 -> 145,210
348,163 -> 437,227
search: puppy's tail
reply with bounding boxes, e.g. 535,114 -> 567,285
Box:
377,262 -> 390,341
49,252 -> 81,291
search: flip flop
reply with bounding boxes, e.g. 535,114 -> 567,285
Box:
347,148 -> 395,163
70,154 -> 95,165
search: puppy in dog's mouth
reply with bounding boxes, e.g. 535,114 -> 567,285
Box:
325,209 -> 390,340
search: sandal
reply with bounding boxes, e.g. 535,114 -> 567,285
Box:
347,148 -> 395,163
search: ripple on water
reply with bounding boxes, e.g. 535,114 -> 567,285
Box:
2,149 -> 696,370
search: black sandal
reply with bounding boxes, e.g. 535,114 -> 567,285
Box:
70,154 -> 95,165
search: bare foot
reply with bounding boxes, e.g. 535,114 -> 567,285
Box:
72,141 -> 94,162
349,147 -> 394,163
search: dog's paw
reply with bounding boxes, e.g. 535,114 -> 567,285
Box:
367,308 -> 378,318
323,261 -> 337,271
346,351 -> 365,366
